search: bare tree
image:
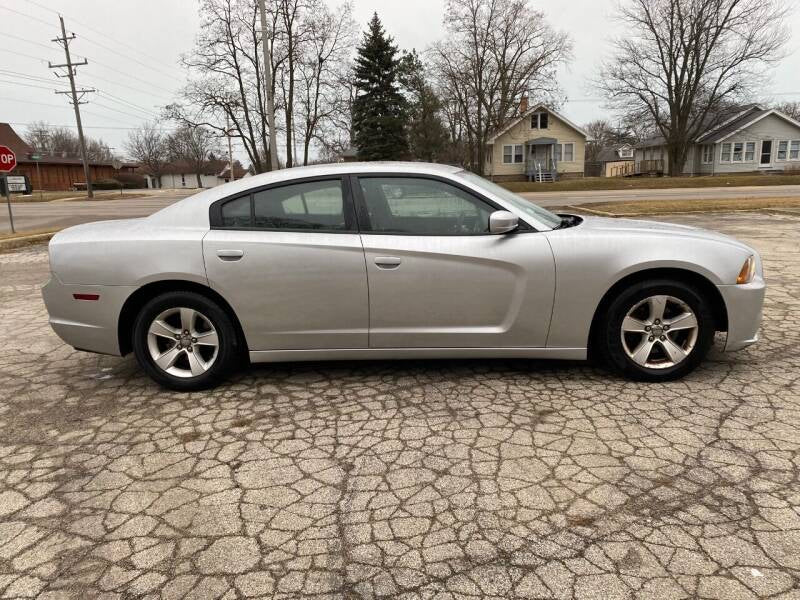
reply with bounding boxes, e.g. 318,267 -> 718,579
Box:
166,0 -> 287,173
167,126 -> 219,188
125,123 -> 169,188
584,119 -> 638,162
295,1 -> 356,165
774,101 -> 800,120
24,121 -> 114,161
430,0 -> 571,174
599,0 -> 790,176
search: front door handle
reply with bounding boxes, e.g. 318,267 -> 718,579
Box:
217,249 -> 244,261
374,256 -> 401,269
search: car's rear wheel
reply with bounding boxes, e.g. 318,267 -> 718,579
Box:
132,291 -> 239,390
600,279 -> 716,381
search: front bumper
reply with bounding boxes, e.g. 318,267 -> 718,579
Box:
42,274 -> 135,356
717,276 -> 766,352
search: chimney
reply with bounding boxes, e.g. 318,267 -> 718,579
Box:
519,94 -> 529,115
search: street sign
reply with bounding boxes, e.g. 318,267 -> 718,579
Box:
0,146 -> 16,173
7,175 -> 26,192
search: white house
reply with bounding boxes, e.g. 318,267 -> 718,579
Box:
635,105 -> 800,175
145,160 -> 249,189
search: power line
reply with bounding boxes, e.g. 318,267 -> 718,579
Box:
26,0 -> 185,78
7,121 -> 179,132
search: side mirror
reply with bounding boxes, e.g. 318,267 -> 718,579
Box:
489,210 -> 519,234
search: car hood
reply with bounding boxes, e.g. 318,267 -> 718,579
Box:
572,215 -> 754,253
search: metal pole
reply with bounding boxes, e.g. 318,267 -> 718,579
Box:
4,177 -> 15,234
226,115 -> 235,182
36,159 -> 43,201
57,16 -> 94,198
257,0 -> 280,171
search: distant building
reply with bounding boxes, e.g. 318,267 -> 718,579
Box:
484,100 -> 588,182
595,144 -> 635,177
634,105 -> 800,175
143,159 -> 249,190
0,123 -> 137,191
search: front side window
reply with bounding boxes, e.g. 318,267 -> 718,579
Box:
702,144 -> 713,163
790,140 -> 800,160
777,141 -> 788,160
721,143 -> 732,162
218,179 -> 348,230
745,142 -> 756,162
732,142 -> 743,162
554,144 -> 562,162
563,143 -> 575,162
358,177 -> 494,235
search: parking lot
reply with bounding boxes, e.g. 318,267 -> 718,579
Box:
0,210 -> 798,599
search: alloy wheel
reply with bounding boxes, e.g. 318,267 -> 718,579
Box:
620,295 -> 699,369
146,307 -> 219,378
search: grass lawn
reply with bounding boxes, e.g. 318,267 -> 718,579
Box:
559,196 -> 800,216
503,173 -> 800,193
8,190 -> 148,203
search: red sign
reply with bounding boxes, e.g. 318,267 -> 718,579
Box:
0,146 -> 16,173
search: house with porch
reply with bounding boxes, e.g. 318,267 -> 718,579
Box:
484,101 -> 587,182
634,105 -> 800,175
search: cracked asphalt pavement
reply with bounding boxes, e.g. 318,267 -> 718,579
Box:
0,211 -> 798,599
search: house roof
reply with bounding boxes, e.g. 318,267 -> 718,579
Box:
487,104 -> 588,143
596,147 -> 635,162
0,123 -> 34,156
632,103 -> 800,148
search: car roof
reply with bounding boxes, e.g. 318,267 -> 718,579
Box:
150,162 -> 465,227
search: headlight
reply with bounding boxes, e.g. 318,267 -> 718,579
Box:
736,255 -> 756,284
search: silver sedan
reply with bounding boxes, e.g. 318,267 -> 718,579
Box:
42,162 -> 765,390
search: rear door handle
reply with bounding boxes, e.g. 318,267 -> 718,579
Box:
374,256 -> 401,269
217,249 -> 244,261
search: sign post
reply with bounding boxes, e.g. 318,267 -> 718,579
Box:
0,145 -> 17,233
30,152 -> 43,201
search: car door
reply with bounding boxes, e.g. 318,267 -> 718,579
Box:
352,175 -> 555,349
203,176 -> 369,351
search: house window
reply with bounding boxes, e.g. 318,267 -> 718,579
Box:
563,143 -> 574,162
530,112 -> 549,129
777,141 -> 788,160
745,142 -> 756,162
732,142 -> 743,162
503,144 -> 523,164
554,144 -> 562,161
702,144 -> 714,164
721,143 -> 731,162
790,140 -> 800,160
619,147 -> 633,158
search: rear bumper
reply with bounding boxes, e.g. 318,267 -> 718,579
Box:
717,277 -> 766,352
42,274 -> 134,356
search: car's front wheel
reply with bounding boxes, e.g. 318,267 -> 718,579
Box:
132,291 -> 239,391
600,279 -> 716,381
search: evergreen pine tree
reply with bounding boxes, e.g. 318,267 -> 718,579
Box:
351,14 -> 409,160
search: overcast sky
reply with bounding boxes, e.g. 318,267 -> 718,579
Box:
1,0 -> 798,164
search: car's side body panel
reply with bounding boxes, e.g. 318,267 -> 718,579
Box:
544,218 -> 757,349
360,233 -> 555,348
203,229 -> 369,350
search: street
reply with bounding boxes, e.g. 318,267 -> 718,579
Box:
2,184 -> 800,233
0,210 -> 798,598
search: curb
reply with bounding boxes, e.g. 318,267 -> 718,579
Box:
0,232 -> 57,253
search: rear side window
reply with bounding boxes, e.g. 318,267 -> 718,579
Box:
221,195 -> 251,227
254,180 -> 345,230
217,179 -> 349,231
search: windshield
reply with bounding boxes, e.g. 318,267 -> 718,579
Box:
456,170 -> 562,230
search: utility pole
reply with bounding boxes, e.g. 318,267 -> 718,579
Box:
226,115 -> 235,182
257,0 -> 280,171
49,16 -> 95,198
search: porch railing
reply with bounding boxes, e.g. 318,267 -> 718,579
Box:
636,159 -> 664,174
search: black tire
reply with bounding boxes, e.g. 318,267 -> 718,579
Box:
599,279 -> 716,381
132,291 -> 240,391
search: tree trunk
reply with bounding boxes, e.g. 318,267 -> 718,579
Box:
196,172 -> 203,188
667,142 -> 688,177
